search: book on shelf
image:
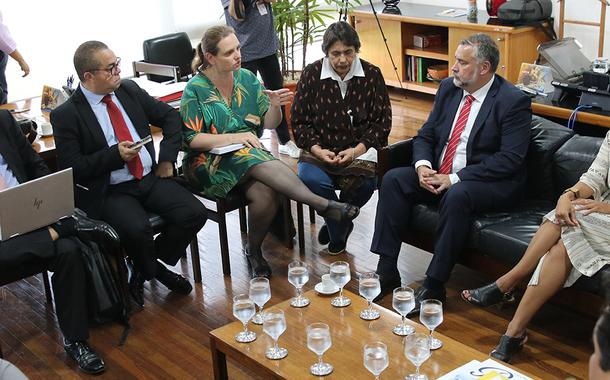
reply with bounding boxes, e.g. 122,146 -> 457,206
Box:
406,56 -> 446,83
209,143 -> 245,155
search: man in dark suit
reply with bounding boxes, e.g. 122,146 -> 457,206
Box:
51,41 -> 208,307
371,34 -> 531,313
0,109 -> 119,374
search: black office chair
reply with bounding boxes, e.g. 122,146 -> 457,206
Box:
0,265 -> 53,304
133,32 -> 195,83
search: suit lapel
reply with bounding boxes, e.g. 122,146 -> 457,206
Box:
467,76 -> 500,157
0,130 -> 24,183
438,88 -> 463,158
115,86 -> 155,160
72,88 -> 109,147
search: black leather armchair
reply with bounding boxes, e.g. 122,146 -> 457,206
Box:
377,115 -> 609,297
133,32 -> 194,83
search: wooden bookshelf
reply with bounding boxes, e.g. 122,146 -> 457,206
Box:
351,2 -> 551,95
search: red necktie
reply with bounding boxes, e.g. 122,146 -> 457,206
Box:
101,94 -> 144,179
438,95 -> 475,175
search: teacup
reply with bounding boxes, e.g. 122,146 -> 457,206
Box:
321,274 -> 336,292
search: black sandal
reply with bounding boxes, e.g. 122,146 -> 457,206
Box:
490,332 -> 528,363
461,282 -> 515,307
244,248 -> 271,278
321,200 -> 359,223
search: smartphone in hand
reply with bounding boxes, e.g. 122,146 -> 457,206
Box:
129,135 -> 152,149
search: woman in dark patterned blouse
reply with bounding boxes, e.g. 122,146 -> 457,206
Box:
291,21 -> 392,254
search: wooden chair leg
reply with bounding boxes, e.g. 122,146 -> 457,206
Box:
217,211 -> 231,276
282,198 -> 294,249
190,238 -> 202,283
308,205 -> 316,224
42,271 -> 52,304
238,206 -> 247,233
297,202 -> 305,253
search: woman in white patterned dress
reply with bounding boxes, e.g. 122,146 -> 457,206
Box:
461,131 -> 610,363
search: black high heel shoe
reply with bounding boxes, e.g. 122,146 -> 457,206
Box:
244,248 -> 271,278
320,200 -> 359,223
490,332 -> 528,363
461,282 -> 515,307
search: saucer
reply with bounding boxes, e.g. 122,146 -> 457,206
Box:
314,282 -> 339,295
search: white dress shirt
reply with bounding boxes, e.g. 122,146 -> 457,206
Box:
320,56 -> 365,99
80,84 -> 153,184
416,75 -> 495,184
0,152 -> 19,189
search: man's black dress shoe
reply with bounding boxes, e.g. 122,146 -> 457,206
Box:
374,272 -> 402,302
156,264 -> 193,295
490,332 -> 528,363
128,266 -> 145,307
64,339 -> 106,375
407,286 -> 447,317
73,209 -> 120,249
245,248 -> 272,278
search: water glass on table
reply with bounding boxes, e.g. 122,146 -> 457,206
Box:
419,299 -> 443,350
263,308 -> 288,360
359,272 -> 381,320
232,294 -> 257,343
392,287 -> 415,336
330,261 -> 351,307
363,341 -> 389,379
249,277 -> 271,325
404,333 -> 431,380
288,259 -> 310,307
307,322 -> 333,376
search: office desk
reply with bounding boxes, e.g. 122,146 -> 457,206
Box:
531,92 -> 610,128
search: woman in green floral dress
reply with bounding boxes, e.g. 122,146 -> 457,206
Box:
180,26 -> 359,278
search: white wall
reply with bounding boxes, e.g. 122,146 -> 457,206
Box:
2,0 -> 225,102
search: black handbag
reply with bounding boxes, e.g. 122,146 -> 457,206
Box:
73,237 -> 131,344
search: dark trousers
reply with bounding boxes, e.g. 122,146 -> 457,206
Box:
298,162 -> 376,244
242,53 -> 290,144
0,230 -> 90,341
370,166 -> 521,283
101,173 -> 207,279
0,51 -> 8,104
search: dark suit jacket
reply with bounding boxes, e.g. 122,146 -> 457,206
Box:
413,75 -> 531,186
50,79 -> 182,218
0,110 -> 49,183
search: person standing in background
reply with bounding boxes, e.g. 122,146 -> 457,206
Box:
222,0 -> 301,158
0,11 -> 29,104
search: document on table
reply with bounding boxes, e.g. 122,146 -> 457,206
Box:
438,358 -> 533,380
437,8 -> 468,17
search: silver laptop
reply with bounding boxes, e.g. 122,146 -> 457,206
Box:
0,168 -> 75,241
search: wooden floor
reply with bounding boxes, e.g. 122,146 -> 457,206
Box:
0,90 -> 594,379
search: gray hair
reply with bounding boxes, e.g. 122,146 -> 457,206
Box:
459,33 -> 500,72
73,41 -> 109,81
321,21 -> 361,55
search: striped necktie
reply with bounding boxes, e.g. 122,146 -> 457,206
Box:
438,95 -> 475,175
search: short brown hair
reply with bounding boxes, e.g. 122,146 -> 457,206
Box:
73,41 -> 108,81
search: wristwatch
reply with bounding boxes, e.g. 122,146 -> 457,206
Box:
562,187 -> 580,199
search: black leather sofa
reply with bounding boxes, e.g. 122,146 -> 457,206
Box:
378,115 -> 608,296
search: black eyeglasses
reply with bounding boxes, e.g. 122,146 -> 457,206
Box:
90,57 -> 121,75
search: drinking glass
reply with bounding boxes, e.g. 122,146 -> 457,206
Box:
263,308 -> 288,359
392,287 -> 415,336
359,272 -> 381,320
232,294 -> 257,343
419,299 -> 443,350
288,260 -> 310,307
329,261 -> 351,307
307,323 -> 333,376
249,277 -> 271,325
363,341 -> 389,380
404,333 -> 431,380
